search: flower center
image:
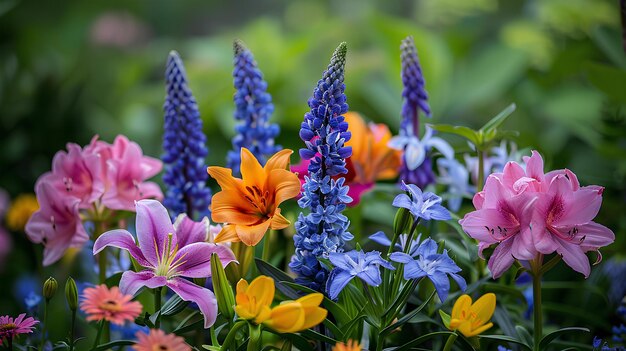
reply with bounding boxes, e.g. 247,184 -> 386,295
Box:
0,323 -> 16,331
244,185 -> 272,217
154,233 -> 187,279
99,299 -> 123,312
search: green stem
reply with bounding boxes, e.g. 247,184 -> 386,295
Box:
443,333 -> 458,351
92,320 -> 105,349
262,230 -> 273,263
69,309 -> 76,351
477,149 -> 485,192
374,329 -> 383,351
40,300 -> 48,351
531,256 -> 544,351
388,219 -> 420,307
9,335 -> 13,351
247,324 -> 261,351
221,320 -> 246,351
154,287 -> 163,328
210,325 -> 219,347
96,219 -> 109,284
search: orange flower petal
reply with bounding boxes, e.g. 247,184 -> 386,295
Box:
270,209 -> 291,230
214,225 -> 241,243
211,192 -> 259,225
236,220 -> 271,246
267,169 -> 301,205
264,149 -> 294,172
240,148 -> 265,190
207,166 -> 243,191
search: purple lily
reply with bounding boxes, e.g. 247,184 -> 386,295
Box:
93,200 -> 236,328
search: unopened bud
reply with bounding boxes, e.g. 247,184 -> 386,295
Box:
393,207 -> 412,235
65,277 -> 78,311
43,277 -> 58,301
211,253 -> 235,320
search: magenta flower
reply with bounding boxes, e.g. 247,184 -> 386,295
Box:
25,181 -> 88,266
93,200 -> 236,328
0,313 -> 39,340
460,150 -> 615,278
38,143 -> 104,208
99,135 -> 163,211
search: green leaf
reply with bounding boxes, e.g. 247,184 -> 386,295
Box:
439,310 -> 451,329
322,318 -> 343,340
539,327 -> 590,350
585,62 -> 626,103
382,290 -> 437,335
255,259 -> 299,299
280,281 -> 352,326
478,335 -> 531,350
272,331 -> 315,351
92,340 -> 134,351
300,329 -> 338,344
515,325 -> 533,348
479,103 -> 516,135
392,331 -> 456,351
429,124 -> 479,145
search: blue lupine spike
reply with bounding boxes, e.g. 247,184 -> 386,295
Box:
162,51 -> 212,219
398,36 -> 436,188
226,40 -> 281,175
289,43 -> 354,292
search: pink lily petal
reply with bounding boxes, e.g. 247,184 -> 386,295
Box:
167,277 -> 218,328
557,186 -> 603,226
577,222 -> 615,249
173,242 -> 236,278
501,161 -> 526,190
555,238 -> 591,278
93,229 -> 152,268
119,270 -> 167,296
523,150 -> 545,184
487,237 -> 515,279
173,215 -> 209,247
135,200 -> 176,267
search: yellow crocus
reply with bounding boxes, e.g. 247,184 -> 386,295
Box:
234,276 -> 327,333
6,194 -> 39,231
448,293 -> 496,337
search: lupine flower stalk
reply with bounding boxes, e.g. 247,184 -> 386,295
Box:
392,36 -> 441,188
289,42 -> 354,291
227,40 -> 281,175
162,51 -> 212,219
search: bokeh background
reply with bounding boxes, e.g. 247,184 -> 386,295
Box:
1,0 -> 625,347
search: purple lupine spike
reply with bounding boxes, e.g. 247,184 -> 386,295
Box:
289,43 -> 354,292
162,51 -> 212,219
226,40 -> 281,175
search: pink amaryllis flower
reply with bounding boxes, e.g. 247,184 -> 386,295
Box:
0,313 -> 38,340
80,285 -> 143,325
93,200 -> 236,328
25,182 -> 88,266
37,142 -> 104,208
460,150 -> 615,278
132,329 -> 191,351
97,135 -> 163,211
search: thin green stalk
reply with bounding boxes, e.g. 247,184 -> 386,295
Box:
247,323 -> 261,351
210,325 -> 219,347
92,320 -> 106,349
442,333 -> 458,351
68,309 -> 76,351
154,287 -> 163,328
262,231 -> 273,263
9,335 -> 13,351
532,266 -> 543,351
388,219 -> 420,306
40,300 -> 48,351
477,149 -> 485,192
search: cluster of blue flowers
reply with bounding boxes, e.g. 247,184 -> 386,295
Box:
162,51 -> 212,219
289,43 -> 354,291
226,40 -> 281,175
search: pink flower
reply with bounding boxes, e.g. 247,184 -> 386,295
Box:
460,150 -> 614,278
25,181 -> 88,266
0,313 -> 38,340
533,175 -> 614,277
100,135 -> 163,211
80,285 -> 143,325
38,143 -> 104,208
132,329 -> 191,351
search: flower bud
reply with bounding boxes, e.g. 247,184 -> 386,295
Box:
65,277 -> 78,311
211,253 -> 235,320
393,207 -> 412,235
43,277 -> 58,301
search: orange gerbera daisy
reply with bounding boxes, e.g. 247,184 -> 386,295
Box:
132,329 -> 191,351
208,148 -> 300,246
333,340 -> 362,351
80,285 -> 142,325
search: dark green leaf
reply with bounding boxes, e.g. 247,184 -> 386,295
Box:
539,327 -> 590,350
300,329 -> 338,344
255,259 -> 299,299
429,124 -> 479,145
480,103 -> 516,134
92,340 -> 134,351
382,290 -> 436,335
478,335 -> 531,350
515,325 -> 533,348
391,331 -> 456,351
281,281 -> 351,326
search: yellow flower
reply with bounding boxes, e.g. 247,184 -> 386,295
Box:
208,148 -> 301,246
448,293 -> 496,337
234,276 -> 327,333
344,112 -> 401,184
332,340 -> 361,351
6,194 -> 39,231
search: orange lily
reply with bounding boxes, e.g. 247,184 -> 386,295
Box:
344,112 -> 401,185
207,147 -> 301,246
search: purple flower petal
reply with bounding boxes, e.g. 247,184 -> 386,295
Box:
329,252 -> 352,271
326,269 -> 354,300
135,200 -> 176,267
119,270 -> 167,296
93,229 -> 152,268
390,252 -> 413,264
369,231 -> 392,247
174,243 -> 236,278
174,215 -> 209,247
167,277 -> 217,328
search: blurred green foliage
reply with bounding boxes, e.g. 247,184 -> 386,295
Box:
1,0 -> 625,347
